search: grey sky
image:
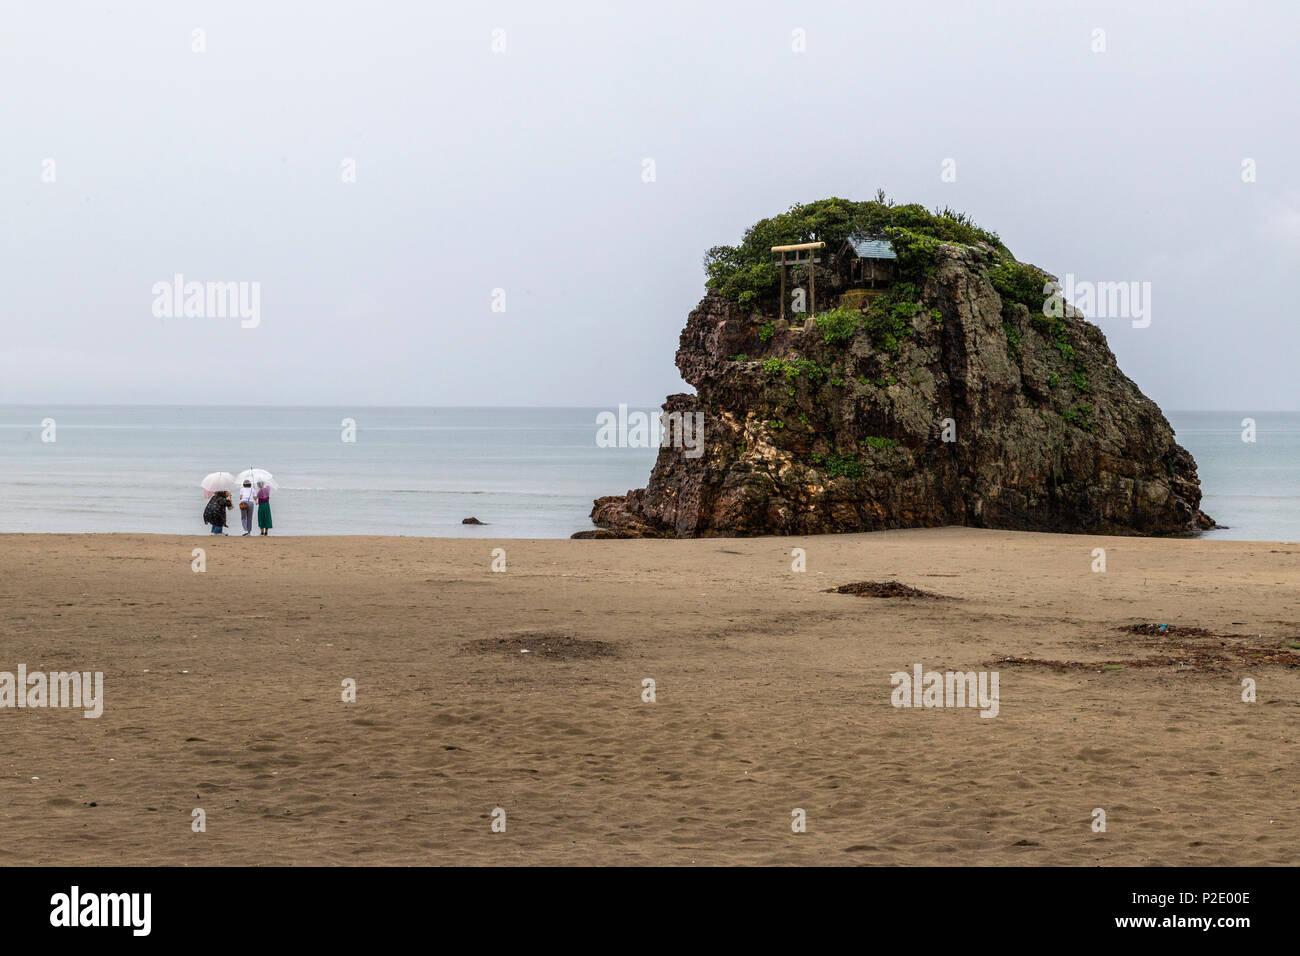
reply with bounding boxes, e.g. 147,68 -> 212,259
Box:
3,0 -> 1297,410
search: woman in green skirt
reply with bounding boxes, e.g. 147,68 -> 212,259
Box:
256,481 -> 273,535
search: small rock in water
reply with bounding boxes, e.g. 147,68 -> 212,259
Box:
462,516 -> 486,525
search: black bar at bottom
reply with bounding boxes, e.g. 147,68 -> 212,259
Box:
0,865 -> 1281,942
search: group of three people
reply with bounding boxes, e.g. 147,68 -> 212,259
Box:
205,479 -> 273,536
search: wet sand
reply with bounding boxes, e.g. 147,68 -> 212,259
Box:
0,529 -> 1296,865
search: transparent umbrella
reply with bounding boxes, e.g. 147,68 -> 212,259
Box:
236,468 -> 279,490
200,471 -> 237,498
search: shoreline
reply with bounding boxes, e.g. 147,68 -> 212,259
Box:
0,530 -> 1296,547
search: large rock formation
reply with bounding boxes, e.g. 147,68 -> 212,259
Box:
579,236 -> 1212,538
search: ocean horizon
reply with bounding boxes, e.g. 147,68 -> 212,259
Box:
1,404 -> 1296,542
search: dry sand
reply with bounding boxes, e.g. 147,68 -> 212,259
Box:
0,529 -> 1296,866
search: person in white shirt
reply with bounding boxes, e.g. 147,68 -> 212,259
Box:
238,480 -> 256,536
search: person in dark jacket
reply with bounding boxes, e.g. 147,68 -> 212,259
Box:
203,491 -> 233,534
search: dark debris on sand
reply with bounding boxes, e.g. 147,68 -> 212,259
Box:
1123,622 -> 1215,638
464,632 -> 616,661
825,580 -> 945,599
999,622 -> 1300,673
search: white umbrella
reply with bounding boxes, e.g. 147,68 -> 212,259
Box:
236,467 -> 279,490
200,471 -> 237,498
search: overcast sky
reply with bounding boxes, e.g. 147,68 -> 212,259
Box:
2,0 -> 1297,410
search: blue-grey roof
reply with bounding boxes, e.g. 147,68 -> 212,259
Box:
845,236 -> 897,259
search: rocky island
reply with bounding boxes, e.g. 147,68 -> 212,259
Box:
579,196 -> 1213,538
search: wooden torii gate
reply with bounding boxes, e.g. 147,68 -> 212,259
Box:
771,241 -> 826,320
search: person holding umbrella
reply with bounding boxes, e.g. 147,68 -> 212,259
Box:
238,479 -> 256,536
256,480 -> 273,535
203,491 -> 233,534
199,472 -> 237,535
235,468 -> 278,536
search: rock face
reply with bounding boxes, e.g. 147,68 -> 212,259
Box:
580,241 -> 1213,538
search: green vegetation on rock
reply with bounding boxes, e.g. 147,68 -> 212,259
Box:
1003,321 -> 1022,357
816,305 -> 862,345
989,260 -> 1045,311
859,436 -> 899,450
811,452 -> 864,480
864,283 -> 926,353
1062,404 -> 1096,432
704,196 -> 1007,305
763,356 -> 829,386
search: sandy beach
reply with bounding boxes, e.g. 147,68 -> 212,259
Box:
0,529 -> 1296,866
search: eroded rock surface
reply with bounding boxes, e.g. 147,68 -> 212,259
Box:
580,242 -> 1212,538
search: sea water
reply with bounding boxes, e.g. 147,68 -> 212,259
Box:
1167,411 -> 1300,543
0,406 -> 655,538
0,406 -> 1295,541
